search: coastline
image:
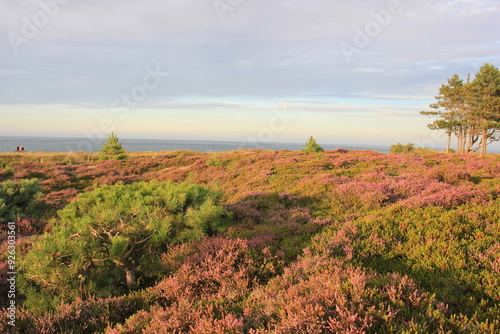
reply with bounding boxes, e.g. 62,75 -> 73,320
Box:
0,136 -> 394,154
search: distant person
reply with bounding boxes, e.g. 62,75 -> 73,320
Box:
16,145 -> 20,152
20,146 -> 25,152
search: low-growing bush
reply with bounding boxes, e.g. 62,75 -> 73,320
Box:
18,181 -> 232,312
206,156 -> 223,167
0,178 -> 44,223
1,148 -> 499,332
390,143 -> 415,154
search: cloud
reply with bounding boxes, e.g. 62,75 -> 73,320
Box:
0,0 -> 498,124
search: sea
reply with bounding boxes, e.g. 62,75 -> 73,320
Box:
0,136 -> 394,154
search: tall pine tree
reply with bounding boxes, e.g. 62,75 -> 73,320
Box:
421,74 -> 468,153
421,63 -> 500,155
468,63 -> 500,156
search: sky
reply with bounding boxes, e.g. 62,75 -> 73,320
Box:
1,0 -> 499,150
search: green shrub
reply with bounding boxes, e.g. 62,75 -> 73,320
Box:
206,156 -> 223,167
0,178 -> 44,222
300,136 -> 324,153
390,143 -> 415,153
19,181 -> 232,312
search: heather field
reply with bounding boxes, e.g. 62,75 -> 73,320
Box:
1,149 -> 500,333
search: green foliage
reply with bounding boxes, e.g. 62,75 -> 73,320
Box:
0,178 -> 43,222
311,201 -> 500,326
300,136 -> 324,153
19,181 -> 231,312
390,142 -> 415,153
421,63 -> 500,154
206,155 -> 223,167
5,149 -> 500,331
99,132 -> 127,160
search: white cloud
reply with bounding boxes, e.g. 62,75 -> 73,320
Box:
0,0 -> 499,144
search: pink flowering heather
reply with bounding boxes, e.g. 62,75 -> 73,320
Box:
2,148 -> 500,333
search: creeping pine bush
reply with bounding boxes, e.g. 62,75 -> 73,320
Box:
18,181 -> 232,313
0,178 -> 44,223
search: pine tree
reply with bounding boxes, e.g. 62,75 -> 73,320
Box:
468,63 -> 500,156
420,74 -> 469,153
301,136 -> 324,153
421,63 -> 500,155
99,132 -> 127,160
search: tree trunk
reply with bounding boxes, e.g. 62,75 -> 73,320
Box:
480,129 -> 488,157
466,134 -> 473,153
461,133 -> 468,154
465,130 -> 479,154
122,259 -> 136,291
446,133 -> 451,154
457,134 -> 463,154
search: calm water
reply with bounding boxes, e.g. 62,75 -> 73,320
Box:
0,136 -> 392,154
